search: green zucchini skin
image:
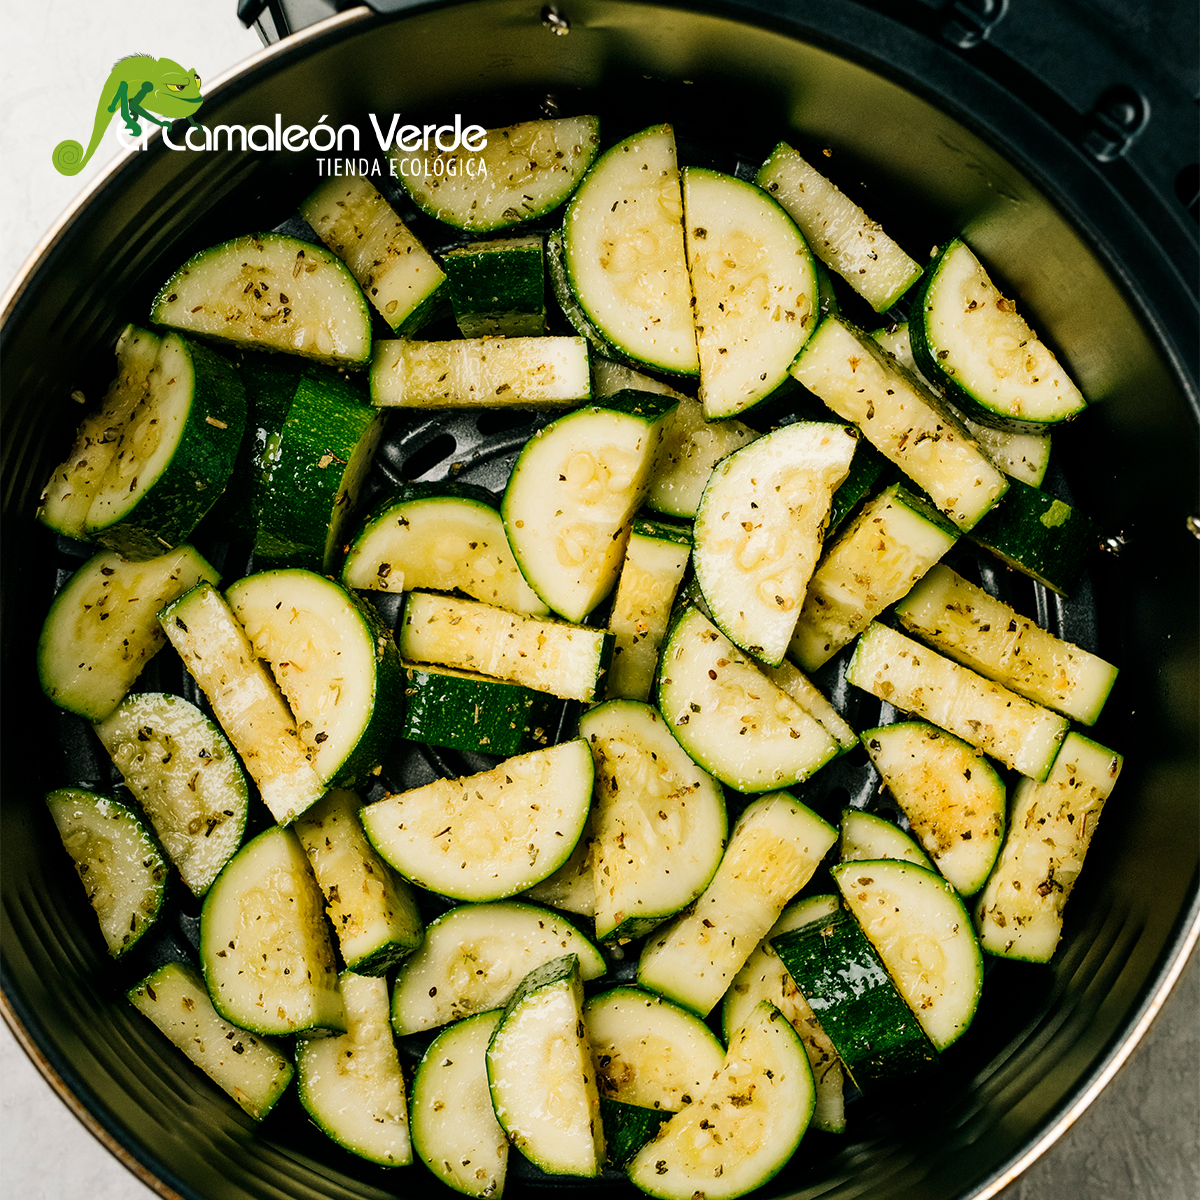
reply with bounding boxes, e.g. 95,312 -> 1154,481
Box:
442,235 -> 546,337
88,334 -> 247,561
599,1098 -> 670,1169
966,476 -> 1101,595
771,909 -> 937,1090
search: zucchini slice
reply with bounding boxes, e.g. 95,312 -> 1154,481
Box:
656,606 -> 840,793
300,174 -> 447,335
341,484 -> 548,615
862,721 -> 1006,896
296,973 -> 412,1166
563,125 -> 699,376
910,239 -> 1087,432
225,569 -> 405,787
846,622 -> 1069,781
693,420 -> 858,665
872,322 -> 1051,486
722,895 -> 846,1134
360,740 -> 594,902
487,954 -> 606,1177
38,325 -> 162,538
626,1001 -> 813,1200
756,142 -> 923,313
38,544 -> 218,722
523,812 -> 597,918
771,908 -> 937,1089
966,476 -> 1102,596
788,482 -> 959,672
579,700 -> 727,943
833,858 -> 983,1051
293,788 -> 424,975
128,961 -> 293,1120
974,732 -> 1122,962
759,660 -> 858,754
160,581 -> 327,824
792,315 -> 1008,530
398,662 -> 560,757
410,1010 -> 509,1198
151,232 -> 372,366
637,791 -> 837,1018
253,366 -> 385,574
895,563 -> 1118,724
586,986 -> 725,1113
93,692 -> 249,897
642,395 -> 759,520
682,167 -> 818,419
398,591 -> 613,703
502,393 -> 677,623
442,235 -> 546,338
604,517 -> 692,703
370,336 -> 591,410
394,115 -> 600,232
69,332 -> 245,560
46,787 -> 167,959
389,900 -> 606,1035
839,809 -> 933,870
200,825 -> 344,1036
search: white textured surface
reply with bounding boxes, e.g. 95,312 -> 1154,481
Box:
1,1 -> 1197,1198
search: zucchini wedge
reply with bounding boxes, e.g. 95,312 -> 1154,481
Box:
523,813 -> 597,918
486,954 -> 606,1177
94,692 -> 249,897
833,858 -> 983,1051
225,569 -> 405,788
410,1010 -> 509,1197
300,174 -> 447,335
839,809 -> 933,870
199,825 -> 344,1036
580,700 -> 727,943
151,232 -> 372,366
341,483 -> 548,615
360,740 -> 594,902
38,544 -> 218,721
128,961 -> 293,1120
394,115 -> 600,232
626,1001 -> 813,1200
46,787 -> 167,959
389,900 -> 606,1035
563,124 -> 699,376
682,167 -> 818,419
975,732 -> 1122,962
910,239 -> 1087,432
693,420 -> 858,665
296,973 -> 412,1165
442,235 -> 546,338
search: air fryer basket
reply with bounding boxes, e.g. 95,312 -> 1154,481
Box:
2,3 -> 1196,1199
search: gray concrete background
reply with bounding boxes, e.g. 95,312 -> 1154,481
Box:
1,1 -> 1196,1197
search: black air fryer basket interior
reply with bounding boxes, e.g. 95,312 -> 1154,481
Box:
2,3 -> 1197,1199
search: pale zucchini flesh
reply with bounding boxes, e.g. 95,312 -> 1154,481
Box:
788,482 -> 959,672
894,563 -> 1118,725
398,591 -> 612,702
626,1001 -> 813,1200
839,809 -> 933,870
389,900 -> 606,1035
756,142 -> 922,313
359,740 -> 594,902
159,582 -> 327,824
128,961 -> 293,1120
580,700 -> 727,943
693,420 -> 857,665
523,812 -> 597,918
792,315 -> 1008,530
760,660 -> 858,753
93,692 -> 249,897
862,721 -> 1006,896
683,167 -> 818,419
974,733 -> 1122,962
563,124 -> 699,376
847,622 -> 1068,781
834,859 -> 983,1051
636,791 -> 837,1018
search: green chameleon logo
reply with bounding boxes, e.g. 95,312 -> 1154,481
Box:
53,55 -> 203,176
